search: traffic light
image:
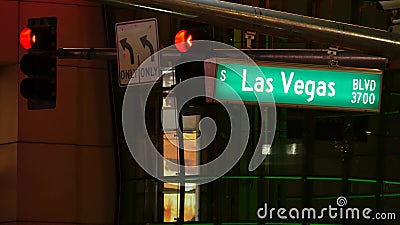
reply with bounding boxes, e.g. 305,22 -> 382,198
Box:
174,20 -> 213,53
19,17 -> 57,110
174,20 -> 213,81
174,29 -> 193,53
174,21 -> 213,115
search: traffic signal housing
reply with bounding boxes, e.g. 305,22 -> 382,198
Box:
174,20 -> 213,53
19,17 -> 57,110
174,20 -> 213,81
174,21 -> 214,115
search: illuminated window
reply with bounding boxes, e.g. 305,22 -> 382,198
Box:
162,68 -> 175,88
162,96 -> 200,222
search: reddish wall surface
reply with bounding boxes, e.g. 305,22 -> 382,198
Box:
0,1 -> 116,224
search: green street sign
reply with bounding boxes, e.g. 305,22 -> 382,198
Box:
206,59 -> 382,112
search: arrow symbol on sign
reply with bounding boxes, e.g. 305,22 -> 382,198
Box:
140,35 -> 155,61
120,38 -> 134,65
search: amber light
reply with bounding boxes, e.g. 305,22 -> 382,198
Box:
174,29 -> 193,52
19,28 -> 36,50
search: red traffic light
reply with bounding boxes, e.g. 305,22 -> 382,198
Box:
174,29 -> 193,52
19,28 -> 36,50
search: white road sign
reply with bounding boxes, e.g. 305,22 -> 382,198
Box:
116,18 -> 160,86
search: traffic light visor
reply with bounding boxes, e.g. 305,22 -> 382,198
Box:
20,28 -> 36,50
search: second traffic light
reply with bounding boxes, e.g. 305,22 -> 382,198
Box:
173,21 -> 213,115
19,17 -> 57,110
174,20 -> 213,53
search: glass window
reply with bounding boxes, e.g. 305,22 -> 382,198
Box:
162,96 -> 200,222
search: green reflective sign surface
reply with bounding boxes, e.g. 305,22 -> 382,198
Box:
211,60 -> 382,112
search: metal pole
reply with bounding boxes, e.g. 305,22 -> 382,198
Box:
56,48 -> 388,69
178,101 -> 186,224
57,48 -> 117,60
93,0 -> 400,59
